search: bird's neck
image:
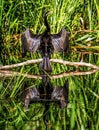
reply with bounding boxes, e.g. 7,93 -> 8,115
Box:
44,15 -> 50,33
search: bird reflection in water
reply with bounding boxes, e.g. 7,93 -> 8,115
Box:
22,78 -> 68,124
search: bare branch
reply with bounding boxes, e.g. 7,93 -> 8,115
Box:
0,70 -> 42,79
0,69 -> 97,79
50,69 -> 97,79
0,59 -> 99,70
50,59 -> 99,70
0,59 -> 42,70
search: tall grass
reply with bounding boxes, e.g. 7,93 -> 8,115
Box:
0,0 -> 99,129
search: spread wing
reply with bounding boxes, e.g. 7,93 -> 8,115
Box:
51,28 -> 69,54
21,28 -> 41,57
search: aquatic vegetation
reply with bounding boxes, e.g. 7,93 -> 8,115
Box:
0,0 -> 99,129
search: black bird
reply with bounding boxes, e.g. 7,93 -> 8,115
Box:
21,11 -> 69,72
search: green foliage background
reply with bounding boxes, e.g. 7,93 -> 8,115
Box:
0,0 -> 99,129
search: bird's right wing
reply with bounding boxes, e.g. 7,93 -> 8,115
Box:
21,28 -> 41,57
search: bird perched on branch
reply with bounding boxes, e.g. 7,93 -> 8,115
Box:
21,11 -> 69,73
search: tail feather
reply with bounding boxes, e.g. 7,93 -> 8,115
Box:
40,57 -> 52,72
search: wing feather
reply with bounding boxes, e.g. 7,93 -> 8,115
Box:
21,28 -> 41,57
51,28 -> 69,53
